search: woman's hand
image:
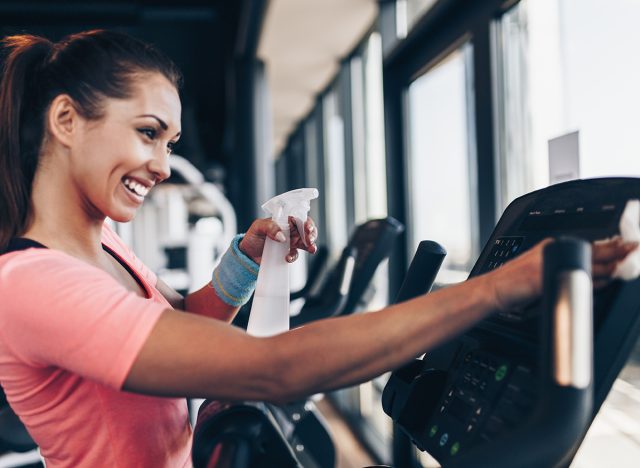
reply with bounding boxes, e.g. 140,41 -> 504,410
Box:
487,237 -> 638,312
592,236 -> 639,288
488,239 -> 550,312
239,217 -> 318,264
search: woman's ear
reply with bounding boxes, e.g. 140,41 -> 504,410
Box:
46,94 -> 80,148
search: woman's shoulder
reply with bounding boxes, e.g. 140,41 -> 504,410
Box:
0,246 -> 86,281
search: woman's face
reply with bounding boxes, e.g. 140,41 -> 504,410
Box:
69,72 -> 181,222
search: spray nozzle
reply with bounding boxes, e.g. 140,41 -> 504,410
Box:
262,188 -> 319,246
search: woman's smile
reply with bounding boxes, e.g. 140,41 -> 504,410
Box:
122,177 -> 151,198
120,177 -> 152,204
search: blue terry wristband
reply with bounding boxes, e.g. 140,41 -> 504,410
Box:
211,234 -> 260,307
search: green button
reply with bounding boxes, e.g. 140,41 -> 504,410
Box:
495,364 -> 508,381
429,424 -> 438,437
451,442 -> 460,456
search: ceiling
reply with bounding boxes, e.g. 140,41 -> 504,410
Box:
257,0 -> 379,156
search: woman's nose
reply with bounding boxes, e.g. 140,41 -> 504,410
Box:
147,150 -> 171,182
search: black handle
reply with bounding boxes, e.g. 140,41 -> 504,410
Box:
395,240 -> 447,303
290,246 -> 357,327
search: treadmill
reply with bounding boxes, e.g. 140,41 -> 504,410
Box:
383,177 -> 640,467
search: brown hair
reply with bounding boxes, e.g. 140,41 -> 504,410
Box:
0,30 -> 182,250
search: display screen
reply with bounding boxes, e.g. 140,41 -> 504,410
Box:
519,210 -> 617,232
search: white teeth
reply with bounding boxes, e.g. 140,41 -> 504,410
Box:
122,178 -> 150,197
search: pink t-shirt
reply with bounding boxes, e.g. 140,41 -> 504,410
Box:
0,224 -> 192,467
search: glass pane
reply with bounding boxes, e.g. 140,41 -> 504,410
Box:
322,90 -> 349,255
405,43 -> 477,284
363,32 -> 389,221
495,0 -> 640,210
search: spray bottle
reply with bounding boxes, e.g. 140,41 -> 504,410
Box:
246,188 -> 319,337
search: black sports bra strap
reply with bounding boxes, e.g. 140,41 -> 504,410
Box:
3,238 -> 48,254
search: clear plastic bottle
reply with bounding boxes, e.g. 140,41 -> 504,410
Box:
246,188 -> 319,337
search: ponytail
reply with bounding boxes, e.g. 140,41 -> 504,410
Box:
0,35 -> 53,251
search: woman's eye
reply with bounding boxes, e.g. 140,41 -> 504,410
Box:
138,128 -> 157,140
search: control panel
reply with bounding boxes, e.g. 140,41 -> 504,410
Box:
383,178 -> 640,466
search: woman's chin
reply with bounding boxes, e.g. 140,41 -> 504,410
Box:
107,209 -> 137,224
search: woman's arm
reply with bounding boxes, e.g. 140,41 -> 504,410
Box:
128,238 -> 635,404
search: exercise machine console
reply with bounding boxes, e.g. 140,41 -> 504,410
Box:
383,177 -> 640,467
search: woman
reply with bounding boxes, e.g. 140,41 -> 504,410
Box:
0,30 -> 635,467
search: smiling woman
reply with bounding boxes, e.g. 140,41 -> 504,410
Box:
0,29 -> 320,467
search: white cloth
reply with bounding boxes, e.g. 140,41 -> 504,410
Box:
613,199 -> 640,280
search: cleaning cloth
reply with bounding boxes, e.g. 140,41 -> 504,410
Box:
613,199 -> 640,280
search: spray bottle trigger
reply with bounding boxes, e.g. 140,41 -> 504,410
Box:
293,217 -> 307,247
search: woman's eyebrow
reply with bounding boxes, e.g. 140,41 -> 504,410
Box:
137,114 -> 168,130
137,114 -> 181,138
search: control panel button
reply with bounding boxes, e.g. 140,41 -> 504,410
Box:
439,433 -> 449,447
495,364 -> 508,381
429,425 -> 438,438
450,442 -> 461,456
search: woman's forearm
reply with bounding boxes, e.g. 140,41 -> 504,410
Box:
184,283 -> 240,322
268,273 -> 496,402
155,277 -> 239,322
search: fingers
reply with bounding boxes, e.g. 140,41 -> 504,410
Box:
591,237 -> 638,285
592,237 -> 638,263
287,216 -> 318,253
305,217 -> 318,244
286,248 -> 299,263
245,218 -> 286,242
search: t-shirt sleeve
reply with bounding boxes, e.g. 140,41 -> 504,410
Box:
0,251 -> 167,389
101,222 -> 158,287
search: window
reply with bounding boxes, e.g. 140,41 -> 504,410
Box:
405,42 -> 478,284
494,0 -> 640,211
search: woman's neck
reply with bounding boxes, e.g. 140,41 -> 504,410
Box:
24,158 -> 106,261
